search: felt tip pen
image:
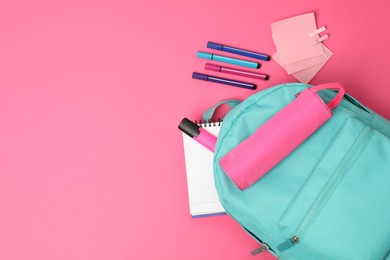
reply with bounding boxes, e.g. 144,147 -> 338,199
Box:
192,72 -> 256,90
207,41 -> 271,61
178,118 -> 217,152
205,63 -> 269,81
197,51 -> 260,69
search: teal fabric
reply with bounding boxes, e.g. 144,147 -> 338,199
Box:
213,83 -> 390,260
202,100 -> 241,122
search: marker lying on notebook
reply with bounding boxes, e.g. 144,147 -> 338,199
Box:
192,72 -> 256,90
197,51 -> 260,69
207,41 -> 271,61
178,118 -> 217,152
205,63 -> 269,80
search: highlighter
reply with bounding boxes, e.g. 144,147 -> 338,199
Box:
179,118 -> 217,152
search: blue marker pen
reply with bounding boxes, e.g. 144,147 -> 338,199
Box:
197,51 -> 260,69
192,72 -> 256,90
207,42 -> 271,61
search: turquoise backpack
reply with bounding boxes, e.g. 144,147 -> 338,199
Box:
204,83 -> 390,259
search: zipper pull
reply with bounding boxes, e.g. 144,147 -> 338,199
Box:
277,236 -> 299,252
251,243 -> 269,256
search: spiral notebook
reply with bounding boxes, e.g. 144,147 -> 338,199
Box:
182,120 -> 226,218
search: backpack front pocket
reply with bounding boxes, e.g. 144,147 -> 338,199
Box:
277,117 -> 390,260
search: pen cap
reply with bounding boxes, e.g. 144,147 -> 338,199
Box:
192,72 -> 208,81
178,118 -> 200,138
197,51 -> 213,60
207,42 -> 223,51
205,63 -> 221,72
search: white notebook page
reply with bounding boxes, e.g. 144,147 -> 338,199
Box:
182,124 -> 225,217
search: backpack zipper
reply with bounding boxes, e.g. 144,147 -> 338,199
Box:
277,125 -> 374,252
243,226 -> 274,255
222,206 -> 273,255
251,243 -> 269,255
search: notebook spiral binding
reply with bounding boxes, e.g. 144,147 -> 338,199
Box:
195,118 -> 223,127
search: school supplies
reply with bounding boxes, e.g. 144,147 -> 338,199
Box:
192,72 -> 256,90
309,26 -> 328,43
205,63 -> 269,80
220,84 -> 344,190
207,41 -> 270,61
193,42 -> 270,88
180,119 -> 225,218
197,51 -> 260,69
205,83 -> 390,259
271,13 -> 332,83
273,45 -> 333,84
179,118 -> 217,152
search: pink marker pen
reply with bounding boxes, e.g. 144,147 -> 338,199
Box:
179,118 -> 217,152
205,63 -> 269,80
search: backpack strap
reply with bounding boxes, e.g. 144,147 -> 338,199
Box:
311,83 -> 345,111
202,100 -> 241,122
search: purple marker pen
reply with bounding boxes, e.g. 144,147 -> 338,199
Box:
192,72 -> 256,90
178,118 -> 217,152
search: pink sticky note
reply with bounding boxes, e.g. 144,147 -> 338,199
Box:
273,43 -> 333,84
271,13 -> 324,65
282,44 -> 329,75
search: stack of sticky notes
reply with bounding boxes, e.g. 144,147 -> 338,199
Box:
271,13 -> 333,83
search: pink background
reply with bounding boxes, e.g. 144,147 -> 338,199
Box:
1,0 -> 389,259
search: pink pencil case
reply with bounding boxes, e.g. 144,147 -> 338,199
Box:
219,83 -> 345,190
